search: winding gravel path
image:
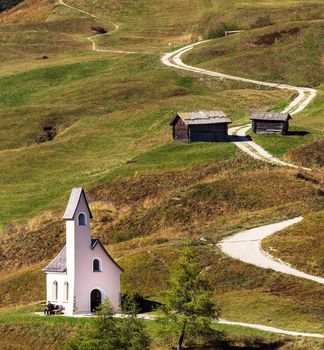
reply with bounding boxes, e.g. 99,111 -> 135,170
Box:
55,1 -> 323,338
218,217 -> 324,284
138,314 -> 324,338
161,41 -> 317,168
228,125 -> 311,170
218,319 -> 324,338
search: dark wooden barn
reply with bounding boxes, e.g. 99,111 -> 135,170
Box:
170,111 -> 231,142
250,112 -> 292,135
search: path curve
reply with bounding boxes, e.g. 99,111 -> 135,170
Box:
161,41 -> 316,169
58,0 -> 137,54
218,319 -> 324,338
229,125 -> 311,170
218,216 -> 324,284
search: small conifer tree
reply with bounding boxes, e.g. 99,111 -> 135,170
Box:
158,242 -> 219,350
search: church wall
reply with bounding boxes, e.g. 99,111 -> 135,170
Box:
45,272 -> 74,314
74,244 -> 122,313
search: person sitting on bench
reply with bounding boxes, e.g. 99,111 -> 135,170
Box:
44,301 -> 55,315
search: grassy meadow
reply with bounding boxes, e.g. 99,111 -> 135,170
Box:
0,49 -> 292,226
1,305 -> 322,350
0,0 -> 323,349
183,20 -> 324,162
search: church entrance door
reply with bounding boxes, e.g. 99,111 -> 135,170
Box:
90,289 -> 102,313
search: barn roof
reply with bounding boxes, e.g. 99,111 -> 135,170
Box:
43,240 -> 124,273
170,111 -> 231,125
250,112 -> 292,121
63,188 -> 93,220
43,246 -> 67,273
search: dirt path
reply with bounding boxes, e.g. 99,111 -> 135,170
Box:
218,217 -> 324,284
58,0 -> 136,54
218,319 -> 324,338
34,311 -> 324,338
138,314 -> 324,338
161,41 -> 317,168
228,125 -> 311,170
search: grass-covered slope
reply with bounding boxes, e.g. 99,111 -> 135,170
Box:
184,21 -> 324,163
0,0 -> 323,348
185,22 -> 324,87
0,48 -> 292,227
1,306 -> 322,350
263,210 -> 324,276
0,160 -> 323,335
0,0 -> 53,24
66,0 -> 324,51
1,159 -> 321,273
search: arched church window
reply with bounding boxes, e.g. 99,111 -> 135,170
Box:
52,281 -> 58,301
64,282 -> 69,302
93,258 -> 101,272
78,213 -> 86,225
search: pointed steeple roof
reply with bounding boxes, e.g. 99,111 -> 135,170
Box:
63,188 -> 93,220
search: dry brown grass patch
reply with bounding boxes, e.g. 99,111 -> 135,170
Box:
288,141 -> 324,168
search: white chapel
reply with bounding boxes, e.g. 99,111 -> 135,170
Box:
43,188 -> 123,315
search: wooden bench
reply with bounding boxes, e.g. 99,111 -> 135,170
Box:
52,305 -> 65,315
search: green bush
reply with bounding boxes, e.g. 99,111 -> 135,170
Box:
207,23 -> 239,39
251,15 -> 274,29
66,299 -> 150,350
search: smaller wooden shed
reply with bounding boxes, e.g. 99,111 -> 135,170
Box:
250,112 -> 292,135
170,111 -> 231,142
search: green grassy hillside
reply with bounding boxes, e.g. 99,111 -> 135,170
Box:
263,210 -> 324,276
1,161 -> 323,336
1,306 -> 322,350
185,22 -> 324,87
0,50 -> 292,227
184,21 -> 324,161
0,0 -> 323,349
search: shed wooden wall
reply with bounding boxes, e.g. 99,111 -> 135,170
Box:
252,120 -> 288,135
173,117 -> 189,141
189,123 -> 228,142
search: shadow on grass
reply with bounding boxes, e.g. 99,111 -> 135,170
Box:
122,293 -> 161,313
228,135 -> 252,142
286,131 -> 309,136
186,339 -> 285,349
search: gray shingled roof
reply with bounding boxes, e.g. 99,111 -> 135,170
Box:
63,188 -> 93,220
170,111 -> 231,125
43,240 -> 123,273
43,246 -> 66,273
250,112 -> 292,121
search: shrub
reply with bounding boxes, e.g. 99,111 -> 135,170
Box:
90,26 -> 107,34
207,23 -> 239,39
66,299 -> 150,350
251,15 -> 274,29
